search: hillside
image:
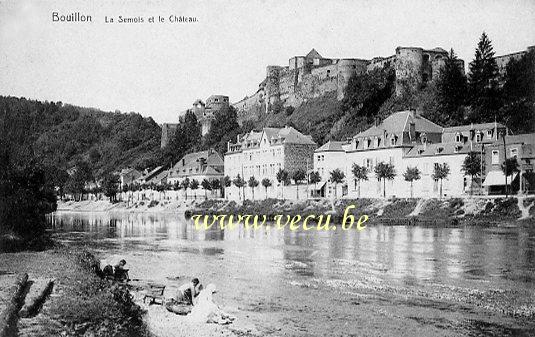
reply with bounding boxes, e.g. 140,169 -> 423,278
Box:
0,96 -> 161,177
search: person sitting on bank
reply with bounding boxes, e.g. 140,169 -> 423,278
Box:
174,278 -> 202,305
114,259 -> 129,281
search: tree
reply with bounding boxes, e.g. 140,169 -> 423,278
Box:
203,106 -> 242,154
163,110 -> 201,166
374,162 -> 396,198
248,176 -> 259,200
461,152 -> 483,195
276,169 -> 290,199
403,166 -> 421,198
329,169 -> 345,199
468,32 -> 501,121
434,49 -> 468,126
201,179 -> 211,199
500,49 -> 535,134
222,176 -> 231,199
102,173 -> 120,203
181,178 -> 190,200
432,163 -> 450,199
261,178 -> 272,199
210,179 -> 221,198
309,171 -> 321,197
351,164 -> 369,197
190,179 -> 199,199
291,168 -> 306,199
233,174 -> 245,201
67,160 -> 93,201
501,157 -> 520,196
0,146 -> 56,248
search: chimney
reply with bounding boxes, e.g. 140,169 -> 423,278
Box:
227,141 -> 230,152
409,122 -> 416,142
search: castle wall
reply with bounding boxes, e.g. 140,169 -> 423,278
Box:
367,55 -> 395,72
232,90 -> 266,122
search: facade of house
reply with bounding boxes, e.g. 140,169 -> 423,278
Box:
314,110 -> 510,198
224,126 -> 316,200
167,149 -> 224,185
118,168 -> 142,189
483,134 -> 535,194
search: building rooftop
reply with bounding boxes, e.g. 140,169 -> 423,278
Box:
405,142 -> 482,158
354,110 -> 443,139
315,141 -> 346,152
169,149 -> 224,178
443,122 -> 505,133
306,48 -> 323,59
228,126 -> 316,153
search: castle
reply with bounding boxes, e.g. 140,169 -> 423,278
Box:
161,95 -> 229,148
162,45 -> 534,148
231,46 -> 464,119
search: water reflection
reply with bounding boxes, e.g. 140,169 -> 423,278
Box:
47,212 -> 535,286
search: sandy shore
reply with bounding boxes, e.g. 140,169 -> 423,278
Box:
136,300 -> 259,337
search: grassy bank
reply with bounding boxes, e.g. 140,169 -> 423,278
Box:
0,249 -> 148,336
189,197 -> 533,225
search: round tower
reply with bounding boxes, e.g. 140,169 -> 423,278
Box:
265,66 -> 281,110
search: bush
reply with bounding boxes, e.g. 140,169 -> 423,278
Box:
47,250 -> 147,336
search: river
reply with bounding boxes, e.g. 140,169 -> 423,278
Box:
47,211 -> 535,337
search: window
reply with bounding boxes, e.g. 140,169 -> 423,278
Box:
492,150 -> 499,164
455,133 -> 462,143
475,132 -> 482,143
487,130 -> 493,139
390,136 -> 396,146
326,70 -> 330,76
510,148 -> 518,158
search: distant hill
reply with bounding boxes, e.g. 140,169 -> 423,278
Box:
0,96 -> 161,177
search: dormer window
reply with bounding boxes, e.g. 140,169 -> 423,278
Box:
487,130 -> 493,139
390,135 -> 396,146
455,133 -> 462,143
421,133 -> 428,144
475,132 -> 482,143
418,149 -> 425,155
454,145 -> 463,153
374,137 -> 380,148
435,147 -> 444,154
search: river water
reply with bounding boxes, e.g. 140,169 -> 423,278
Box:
48,211 -> 535,337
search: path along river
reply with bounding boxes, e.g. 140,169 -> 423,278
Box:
48,211 -> 535,337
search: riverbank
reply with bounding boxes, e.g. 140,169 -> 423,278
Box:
56,197 -> 535,224
189,197 -> 535,225
0,248 -> 147,336
57,199 -> 191,213
0,247 -> 256,337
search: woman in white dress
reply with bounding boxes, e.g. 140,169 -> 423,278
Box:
188,284 -> 235,324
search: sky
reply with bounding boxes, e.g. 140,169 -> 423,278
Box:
1,0 -> 534,124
